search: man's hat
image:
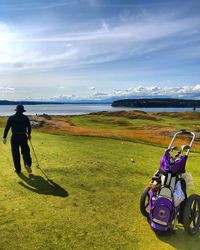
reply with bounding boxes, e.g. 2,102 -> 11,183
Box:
15,104 -> 26,112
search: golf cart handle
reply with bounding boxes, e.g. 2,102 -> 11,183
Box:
168,130 -> 195,156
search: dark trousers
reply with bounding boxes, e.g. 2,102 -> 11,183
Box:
11,134 -> 32,173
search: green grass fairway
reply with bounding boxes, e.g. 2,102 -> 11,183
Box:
1,128 -> 200,250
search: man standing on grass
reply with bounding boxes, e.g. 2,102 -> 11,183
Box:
2,105 -> 32,174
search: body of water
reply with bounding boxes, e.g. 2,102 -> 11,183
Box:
0,104 -> 197,116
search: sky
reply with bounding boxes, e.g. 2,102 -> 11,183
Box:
0,0 -> 200,101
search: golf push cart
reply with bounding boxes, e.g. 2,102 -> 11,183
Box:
140,130 -> 200,235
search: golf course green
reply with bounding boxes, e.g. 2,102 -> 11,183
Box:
0,111 -> 200,250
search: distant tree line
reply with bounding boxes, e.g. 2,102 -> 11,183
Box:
112,98 -> 200,108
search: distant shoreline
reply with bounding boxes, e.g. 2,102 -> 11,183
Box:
2,98 -> 200,108
0,101 -> 111,105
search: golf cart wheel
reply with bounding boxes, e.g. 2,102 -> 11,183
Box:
140,186 -> 150,217
183,194 -> 200,235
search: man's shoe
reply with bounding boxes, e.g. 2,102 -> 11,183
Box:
25,165 -> 32,174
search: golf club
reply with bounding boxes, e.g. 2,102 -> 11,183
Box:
29,139 -> 51,181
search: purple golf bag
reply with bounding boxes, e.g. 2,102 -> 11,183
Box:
140,130 -> 200,235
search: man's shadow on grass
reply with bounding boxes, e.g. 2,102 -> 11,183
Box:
18,173 -> 69,198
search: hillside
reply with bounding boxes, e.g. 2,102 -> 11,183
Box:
112,98 -> 200,108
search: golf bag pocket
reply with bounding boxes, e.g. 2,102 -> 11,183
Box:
174,181 -> 185,207
151,197 -> 173,230
159,173 -> 176,199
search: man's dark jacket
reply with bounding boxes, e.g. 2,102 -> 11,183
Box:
3,113 -> 31,138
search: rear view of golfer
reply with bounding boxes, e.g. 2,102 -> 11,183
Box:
3,105 -> 32,174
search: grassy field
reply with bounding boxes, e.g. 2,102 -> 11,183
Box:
0,111 -> 200,250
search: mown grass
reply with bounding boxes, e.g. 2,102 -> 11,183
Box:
1,112 -> 200,250
0,121 -> 200,250
69,114 -> 163,130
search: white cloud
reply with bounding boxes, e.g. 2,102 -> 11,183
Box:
1,1 -> 76,11
0,12 -> 199,73
6,84 -> 200,101
0,86 -> 15,93
50,94 -> 78,101
88,84 -> 200,100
